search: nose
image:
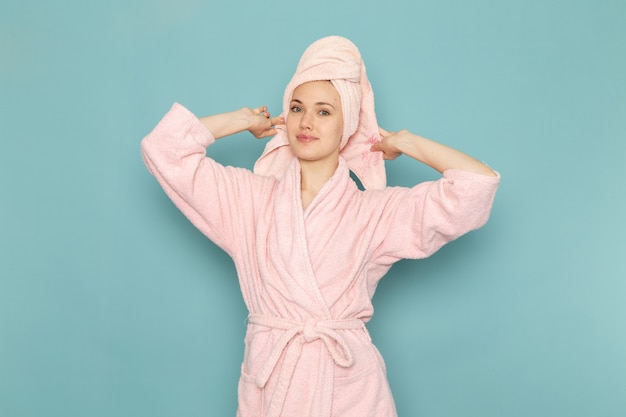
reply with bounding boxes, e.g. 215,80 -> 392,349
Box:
299,111 -> 313,130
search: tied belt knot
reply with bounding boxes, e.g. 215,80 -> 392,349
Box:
302,318 -> 320,343
247,314 -> 365,417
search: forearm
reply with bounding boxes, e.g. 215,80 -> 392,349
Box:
199,106 -> 281,140
393,131 -> 497,177
198,108 -> 251,140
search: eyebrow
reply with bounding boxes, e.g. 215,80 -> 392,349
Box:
290,99 -> 336,109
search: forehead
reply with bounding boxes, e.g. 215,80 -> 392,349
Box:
291,80 -> 340,104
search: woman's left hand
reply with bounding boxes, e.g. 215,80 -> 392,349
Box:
371,126 -> 498,176
370,127 -> 404,160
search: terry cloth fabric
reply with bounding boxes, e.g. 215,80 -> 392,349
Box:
253,35 -> 386,190
141,102 -> 501,417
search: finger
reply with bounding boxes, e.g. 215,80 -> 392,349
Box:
380,127 -> 397,137
253,106 -> 267,115
270,115 -> 285,126
258,127 -> 277,138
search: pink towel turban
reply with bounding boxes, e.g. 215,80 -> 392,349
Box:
253,36 -> 386,190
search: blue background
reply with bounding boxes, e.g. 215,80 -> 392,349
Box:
1,0 -> 625,416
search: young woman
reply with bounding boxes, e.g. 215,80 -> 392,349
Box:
141,36 -> 499,417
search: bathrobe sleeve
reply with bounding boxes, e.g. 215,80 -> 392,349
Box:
140,103 -> 265,255
370,169 -> 500,265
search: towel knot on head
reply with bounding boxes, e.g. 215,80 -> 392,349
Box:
287,37 -> 363,149
253,36 -> 387,190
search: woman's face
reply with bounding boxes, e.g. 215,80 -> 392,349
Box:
287,80 -> 344,166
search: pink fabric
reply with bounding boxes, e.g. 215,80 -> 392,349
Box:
254,36 -> 386,190
141,103 -> 500,417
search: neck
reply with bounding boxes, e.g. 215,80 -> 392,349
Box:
299,158 -> 339,209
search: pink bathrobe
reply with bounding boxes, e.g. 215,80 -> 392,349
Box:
141,103 -> 500,417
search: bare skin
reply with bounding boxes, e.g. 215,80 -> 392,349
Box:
372,128 -> 497,177
286,81 -> 345,209
199,106 -> 283,140
196,86 -> 496,210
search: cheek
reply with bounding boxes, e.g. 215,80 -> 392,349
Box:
334,120 -> 344,142
286,116 -> 298,135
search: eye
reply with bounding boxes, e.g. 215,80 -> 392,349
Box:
319,110 -> 330,116
290,106 -> 302,113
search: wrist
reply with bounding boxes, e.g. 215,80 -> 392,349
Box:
395,131 -> 434,163
391,130 -> 417,154
200,108 -> 250,140
232,108 -> 253,132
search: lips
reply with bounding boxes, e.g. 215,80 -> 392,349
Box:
296,134 -> 318,143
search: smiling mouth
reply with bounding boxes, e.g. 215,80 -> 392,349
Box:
296,134 -> 318,142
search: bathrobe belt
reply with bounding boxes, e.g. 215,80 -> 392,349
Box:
247,314 -> 365,417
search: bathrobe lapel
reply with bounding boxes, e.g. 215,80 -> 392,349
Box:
256,156 -> 360,321
271,158 -> 334,319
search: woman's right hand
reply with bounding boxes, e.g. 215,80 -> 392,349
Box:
245,106 -> 285,139
199,106 -> 284,140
